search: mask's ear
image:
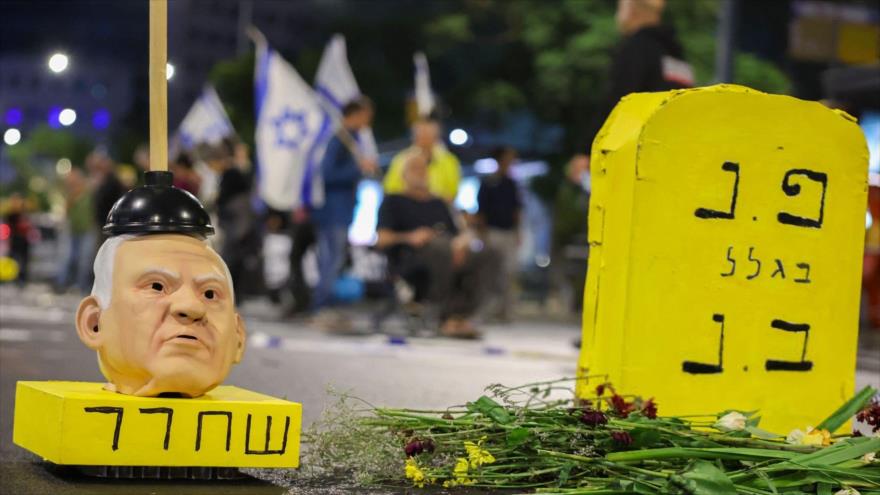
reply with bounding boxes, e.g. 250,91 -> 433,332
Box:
76,296 -> 104,350
233,313 -> 246,363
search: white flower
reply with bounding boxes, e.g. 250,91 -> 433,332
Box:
786,426 -> 830,446
863,452 -> 876,464
714,411 -> 747,432
786,428 -> 806,444
834,488 -> 860,495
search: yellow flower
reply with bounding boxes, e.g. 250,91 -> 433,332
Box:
786,426 -> 831,447
443,457 -> 475,487
405,458 -> 431,488
463,436 -> 496,468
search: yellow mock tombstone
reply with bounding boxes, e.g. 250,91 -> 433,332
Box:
577,85 -> 868,434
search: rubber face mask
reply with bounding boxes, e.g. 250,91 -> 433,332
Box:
76,234 -> 246,397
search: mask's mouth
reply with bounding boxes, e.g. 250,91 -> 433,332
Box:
176,334 -> 198,341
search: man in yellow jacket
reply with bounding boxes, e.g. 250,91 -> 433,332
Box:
384,117 -> 461,203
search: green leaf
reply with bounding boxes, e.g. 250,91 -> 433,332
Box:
816,386 -> 877,433
557,462 -> 573,486
679,460 -> 737,495
506,427 -> 530,447
785,437 -> 880,467
629,427 -> 662,449
467,396 -> 513,424
745,425 -> 783,440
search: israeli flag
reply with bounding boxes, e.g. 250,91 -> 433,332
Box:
413,52 -> 435,117
315,34 -> 378,159
177,84 -> 234,149
254,42 -> 332,210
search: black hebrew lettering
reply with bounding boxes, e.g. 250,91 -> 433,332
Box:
695,162 -> 740,220
682,313 -> 725,374
721,246 -> 736,277
195,411 -> 232,452
777,169 -> 828,229
139,407 -> 173,450
746,247 -> 761,280
794,263 -> 811,284
765,319 -> 813,372
84,406 -> 124,451
244,414 -> 291,455
771,259 -> 786,279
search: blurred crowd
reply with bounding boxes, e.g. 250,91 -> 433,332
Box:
2,0 -> 878,334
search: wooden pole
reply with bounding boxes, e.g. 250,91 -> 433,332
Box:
149,0 -> 168,172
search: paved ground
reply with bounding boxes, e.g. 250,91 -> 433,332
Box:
0,284 -> 878,494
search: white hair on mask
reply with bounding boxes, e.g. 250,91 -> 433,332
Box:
91,234 -> 234,309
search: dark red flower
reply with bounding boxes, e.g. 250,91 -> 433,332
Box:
609,394 -> 635,418
611,431 -> 633,446
855,400 -> 880,433
404,439 -> 435,457
641,398 -> 658,419
595,384 -> 606,396
580,409 -> 608,427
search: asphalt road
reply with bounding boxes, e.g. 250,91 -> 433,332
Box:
0,284 -> 583,494
1,284 -> 878,494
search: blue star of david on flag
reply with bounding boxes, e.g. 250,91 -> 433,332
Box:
272,107 -> 308,149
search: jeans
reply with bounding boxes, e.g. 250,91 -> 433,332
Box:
56,231 -> 96,293
313,225 -> 349,309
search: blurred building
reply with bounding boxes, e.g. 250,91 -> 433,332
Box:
0,54 -> 133,143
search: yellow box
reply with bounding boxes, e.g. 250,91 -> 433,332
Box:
577,85 -> 869,434
13,381 -> 301,467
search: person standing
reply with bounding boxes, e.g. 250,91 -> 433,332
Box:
55,169 -> 95,293
87,150 -> 125,244
210,138 -> 257,301
477,146 -> 522,322
310,97 -> 377,311
585,0 -> 693,154
384,117 -> 461,204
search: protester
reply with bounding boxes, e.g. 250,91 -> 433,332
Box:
553,154 -> 592,314
209,138 -> 259,301
384,117 -> 461,203
284,205 -> 316,316
55,168 -> 95,293
87,149 -> 125,244
476,146 -> 522,322
3,193 -> 33,286
310,97 -> 378,311
584,0 -> 693,154
377,153 -> 493,338
170,152 -> 201,197
263,209 -> 293,304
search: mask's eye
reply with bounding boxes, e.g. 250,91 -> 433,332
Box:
151,282 -> 164,292
204,289 -> 215,300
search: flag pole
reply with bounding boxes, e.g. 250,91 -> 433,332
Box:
149,0 -> 168,172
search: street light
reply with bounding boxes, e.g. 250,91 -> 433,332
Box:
166,63 -> 175,81
449,128 -> 469,146
58,108 -> 77,126
48,53 -> 69,73
3,128 -> 21,146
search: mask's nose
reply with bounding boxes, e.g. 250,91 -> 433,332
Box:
169,286 -> 207,324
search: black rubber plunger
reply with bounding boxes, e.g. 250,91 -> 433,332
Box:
102,171 -> 214,237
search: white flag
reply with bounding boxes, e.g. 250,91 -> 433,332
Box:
254,42 -> 332,210
413,52 -> 435,117
315,34 -> 378,159
177,84 -> 235,149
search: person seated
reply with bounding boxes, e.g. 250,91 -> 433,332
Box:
376,154 -> 492,338
383,117 -> 461,204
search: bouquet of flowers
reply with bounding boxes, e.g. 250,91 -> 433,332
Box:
267,378 -> 880,494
